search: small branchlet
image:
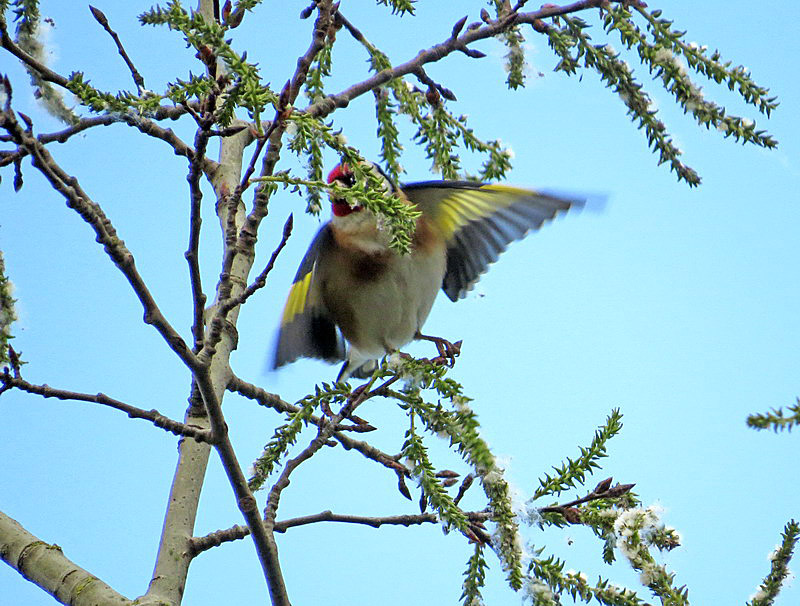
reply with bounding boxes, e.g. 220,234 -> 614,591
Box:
139,4 -> 277,126
747,520 -> 800,606
0,251 -> 17,368
460,542 -> 488,606
387,355 -> 523,590
747,399 -> 800,433
532,409 -> 623,501
247,387 -> 336,491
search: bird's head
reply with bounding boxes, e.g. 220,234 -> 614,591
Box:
326,162 -> 398,216
326,162 -> 400,251
327,163 -> 361,217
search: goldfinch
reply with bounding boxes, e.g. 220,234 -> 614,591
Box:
273,163 -> 585,380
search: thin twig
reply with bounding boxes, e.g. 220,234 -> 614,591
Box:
538,478 -> 636,516
0,105 -> 200,374
227,374 -> 409,476
241,0 -> 334,244
0,371 -> 213,442
189,509 -> 493,554
218,213 -> 293,315
186,114 -> 214,352
89,6 -> 147,92
262,371 -> 400,525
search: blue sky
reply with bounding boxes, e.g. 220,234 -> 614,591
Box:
1,2 -> 798,605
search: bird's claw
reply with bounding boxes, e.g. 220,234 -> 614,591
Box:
418,334 -> 462,368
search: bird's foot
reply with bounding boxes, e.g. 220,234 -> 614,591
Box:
415,332 -> 462,368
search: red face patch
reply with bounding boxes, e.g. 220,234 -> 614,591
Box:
327,163 -> 351,184
332,200 -> 359,216
328,163 -> 361,215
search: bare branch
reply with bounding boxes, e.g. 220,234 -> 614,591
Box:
218,213 -> 293,315
0,510 -> 132,606
0,107 -> 199,373
0,370 -> 213,442
89,6 -> 147,93
190,510 -> 493,554
0,111 -> 216,179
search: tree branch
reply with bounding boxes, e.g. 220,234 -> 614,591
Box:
0,111 -> 217,176
189,509 -> 494,554
0,19 -> 70,88
88,6 -> 147,93
0,510 -> 132,606
217,213 -> 293,316
0,370 -> 213,442
227,374 -> 410,476
305,0 -> 635,120
0,98 -> 199,374
263,372 -> 399,525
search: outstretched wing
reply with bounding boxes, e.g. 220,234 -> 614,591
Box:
402,181 -> 585,301
273,224 -> 345,369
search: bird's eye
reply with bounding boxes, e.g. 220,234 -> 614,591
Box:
338,173 -> 356,188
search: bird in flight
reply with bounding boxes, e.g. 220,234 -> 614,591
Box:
273,162 -> 586,381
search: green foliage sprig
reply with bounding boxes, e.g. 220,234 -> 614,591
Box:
633,7 -> 777,117
460,543 -> 488,606
248,382 -> 350,491
401,426 -> 471,532
140,1 -> 276,125
388,356 -> 523,590
332,15 -> 513,183
548,15 -> 700,186
530,503 -> 685,605
606,5 -> 777,149
3,0 -> 79,125
302,39 -> 333,212
5,0 -> 39,36
282,112 -> 421,253
532,409 -> 623,501
0,252 -> 17,367
501,27 -> 526,90
376,0 -> 415,16
747,399 -> 800,433
747,520 -> 800,606
373,87 -> 403,183
541,5 -> 779,186
529,554 -> 644,606
67,71 -> 164,115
